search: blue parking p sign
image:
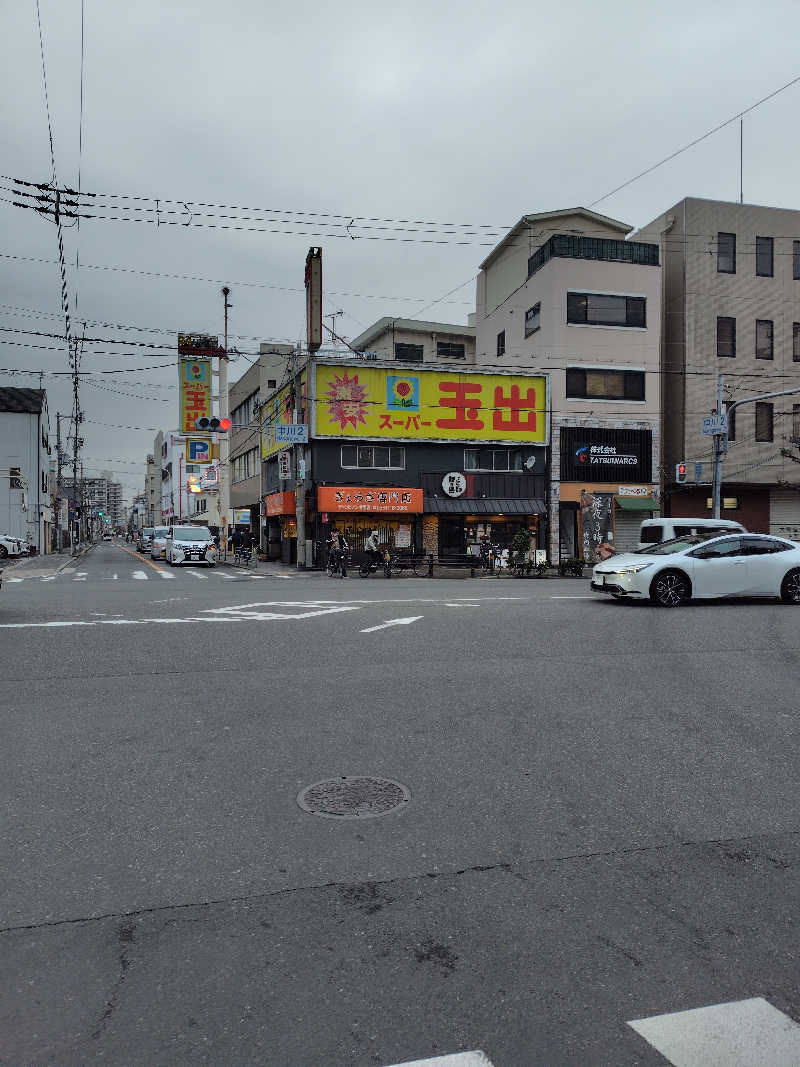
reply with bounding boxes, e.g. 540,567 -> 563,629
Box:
186,437 -> 212,463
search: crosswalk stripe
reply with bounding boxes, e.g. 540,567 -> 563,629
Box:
157,570 -> 174,578
131,571 -> 148,580
628,997 -> 800,1065
385,1053 -> 493,1067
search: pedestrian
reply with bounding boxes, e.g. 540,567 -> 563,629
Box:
364,528 -> 382,571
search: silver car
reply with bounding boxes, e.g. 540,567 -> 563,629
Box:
150,526 -> 170,560
138,527 -> 154,554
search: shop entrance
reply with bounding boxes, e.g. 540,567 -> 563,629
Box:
438,515 -> 539,555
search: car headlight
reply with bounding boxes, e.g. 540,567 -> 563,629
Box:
613,562 -> 653,575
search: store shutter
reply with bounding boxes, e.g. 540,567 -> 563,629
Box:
614,509 -> 645,553
769,489 -> 800,541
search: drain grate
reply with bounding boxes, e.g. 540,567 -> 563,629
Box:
297,776 -> 411,819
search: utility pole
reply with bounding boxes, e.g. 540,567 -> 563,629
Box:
292,344 -> 307,568
711,374 -> 725,518
220,287 -> 232,559
56,412 -> 63,552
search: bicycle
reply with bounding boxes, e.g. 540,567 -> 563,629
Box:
327,550 -> 349,577
234,545 -> 253,568
358,553 -> 426,577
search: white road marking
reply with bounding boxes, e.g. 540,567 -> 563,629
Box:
40,575 -> 56,581
131,571 -> 148,580
628,997 -> 800,1066
73,573 -> 87,581
148,597 -> 190,604
184,570 -> 208,580
444,603 -> 479,608
360,616 -> 423,633
6,577 -> 24,583
102,573 -> 118,580
157,570 -> 174,579
385,1052 -> 493,1067
202,604 -> 361,621
550,595 -> 595,599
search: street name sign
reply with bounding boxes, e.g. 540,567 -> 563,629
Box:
274,424 -> 309,445
702,414 -> 728,436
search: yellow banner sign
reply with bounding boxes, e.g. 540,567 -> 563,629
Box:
261,373 -> 307,459
313,364 -> 548,444
179,357 -> 212,436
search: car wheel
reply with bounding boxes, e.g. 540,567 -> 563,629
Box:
780,568 -> 800,604
650,569 -> 690,607
0,545 -> 7,559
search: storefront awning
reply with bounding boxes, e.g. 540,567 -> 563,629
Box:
614,495 -> 658,511
424,496 -> 546,515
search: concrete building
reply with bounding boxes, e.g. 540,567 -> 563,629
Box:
351,317 -> 476,364
145,443 -> 160,525
158,431 -> 215,525
474,208 -> 662,560
635,197 -> 800,537
0,387 -> 53,552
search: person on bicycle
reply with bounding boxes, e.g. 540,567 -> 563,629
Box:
364,529 -> 382,571
328,527 -> 348,576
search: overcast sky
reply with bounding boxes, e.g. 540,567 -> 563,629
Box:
3,0 -> 800,501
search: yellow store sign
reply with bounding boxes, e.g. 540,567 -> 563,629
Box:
261,373 -> 307,459
313,363 -> 548,444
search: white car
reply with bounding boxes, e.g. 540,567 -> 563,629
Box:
0,534 -> 22,559
150,526 -> 170,560
592,533 -> 800,607
165,525 -> 217,567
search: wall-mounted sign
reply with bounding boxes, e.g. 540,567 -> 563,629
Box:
617,485 -> 650,497
278,451 -> 292,480
261,373 -> 307,459
233,508 -> 251,525
313,364 -> 548,445
178,356 -> 212,435
274,424 -> 309,444
561,427 -> 652,482
442,472 -> 467,497
395,524 -> 412,548
581,491 -> 615,563
265,491 -> 296,517
317,486 -> 424,514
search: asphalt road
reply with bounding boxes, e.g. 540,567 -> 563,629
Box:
2,542 -> 800,1065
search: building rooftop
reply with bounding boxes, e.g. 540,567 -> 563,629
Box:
0,387 -> 46,414
350,317 -> 475,352
478,207 -> 633,271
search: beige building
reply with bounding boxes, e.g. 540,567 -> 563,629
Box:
475,208 -> 662,559
350,317 -> 476,364
635,197 -> 800,537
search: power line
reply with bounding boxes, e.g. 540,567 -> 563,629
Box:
589,72 -> 800,208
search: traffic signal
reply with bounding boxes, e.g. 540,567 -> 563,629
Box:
194,416 -> 232,432
675,462 -> 687,483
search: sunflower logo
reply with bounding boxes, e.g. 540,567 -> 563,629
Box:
323,372 -> 370,430
387,375 -> 419,411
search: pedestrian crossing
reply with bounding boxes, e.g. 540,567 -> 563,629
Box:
4,568 -> 279,584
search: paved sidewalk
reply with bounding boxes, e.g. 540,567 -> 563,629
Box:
2,544 -> 92,578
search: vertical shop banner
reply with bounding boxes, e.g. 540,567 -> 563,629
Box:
261,373 -> 308,458
581,492 -> 615,562
178,357 -> 212,435
313,364 -> 548,445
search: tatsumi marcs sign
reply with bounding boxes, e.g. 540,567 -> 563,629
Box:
560,427 -> 652,482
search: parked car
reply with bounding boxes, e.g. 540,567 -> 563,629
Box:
149,526 -> 170,559
137,527 -> 155,554
592,533 -> 800,607
165,525 -> 217,567
637,517 -> 745,550
0,534 -> 22,559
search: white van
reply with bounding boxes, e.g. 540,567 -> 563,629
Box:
637,517 -> 746,550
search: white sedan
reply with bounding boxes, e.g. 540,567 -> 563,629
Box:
0,534 -> 22,559
592,533 -> 800,607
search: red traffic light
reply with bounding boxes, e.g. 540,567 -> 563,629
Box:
219,417 -> 232,431
676,462 -> 687,483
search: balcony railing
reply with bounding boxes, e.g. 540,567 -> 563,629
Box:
527,234 -> 659,279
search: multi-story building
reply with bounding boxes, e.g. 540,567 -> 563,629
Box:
0,387 -> 53,552
350,318 -> 476,364
145,443 -> 160,525
635,197 -> 800,537
474,208 -> 662,559
158,431 -> 215,525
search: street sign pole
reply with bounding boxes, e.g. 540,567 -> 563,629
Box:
712,374 -> 724,519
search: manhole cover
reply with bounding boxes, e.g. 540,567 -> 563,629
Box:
297,776 -> 411,819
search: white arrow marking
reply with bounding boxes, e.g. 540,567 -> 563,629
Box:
360,616 -> 423,633
131,571 -> 148,580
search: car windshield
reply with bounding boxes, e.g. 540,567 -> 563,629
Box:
635,534 -> 716,555
153,527 -> 169,537
173,527 -> 211,542
143,529 -> 154,537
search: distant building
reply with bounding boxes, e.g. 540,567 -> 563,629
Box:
0,387 -> 53,552
350,317 -> 476,365
636,197 -> 800,537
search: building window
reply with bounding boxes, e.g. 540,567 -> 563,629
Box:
524,303 -> 541,337
436,341 -> 465,360
793,404 -> 800,444
496,330 -> 506,357
794,241 -> 800,281
717,232 -> 736,273
267,378 -> 276,389
717,316 -> 736,357
725,401 -> 736,442
755,401 -> 774,441
756,319 -> 774,360
756,236 -> 774,277
793,323 -> 800,362
464,448 -> 525,471
566,292 -> 646,328
340,445 -> 405,469
395,342 -> 423,363
565,367 -> 645,401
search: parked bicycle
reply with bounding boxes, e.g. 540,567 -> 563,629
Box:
234,544 -> 253,567
358,553 -> 427,578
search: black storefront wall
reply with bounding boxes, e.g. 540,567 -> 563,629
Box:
560,426 -> 652,483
